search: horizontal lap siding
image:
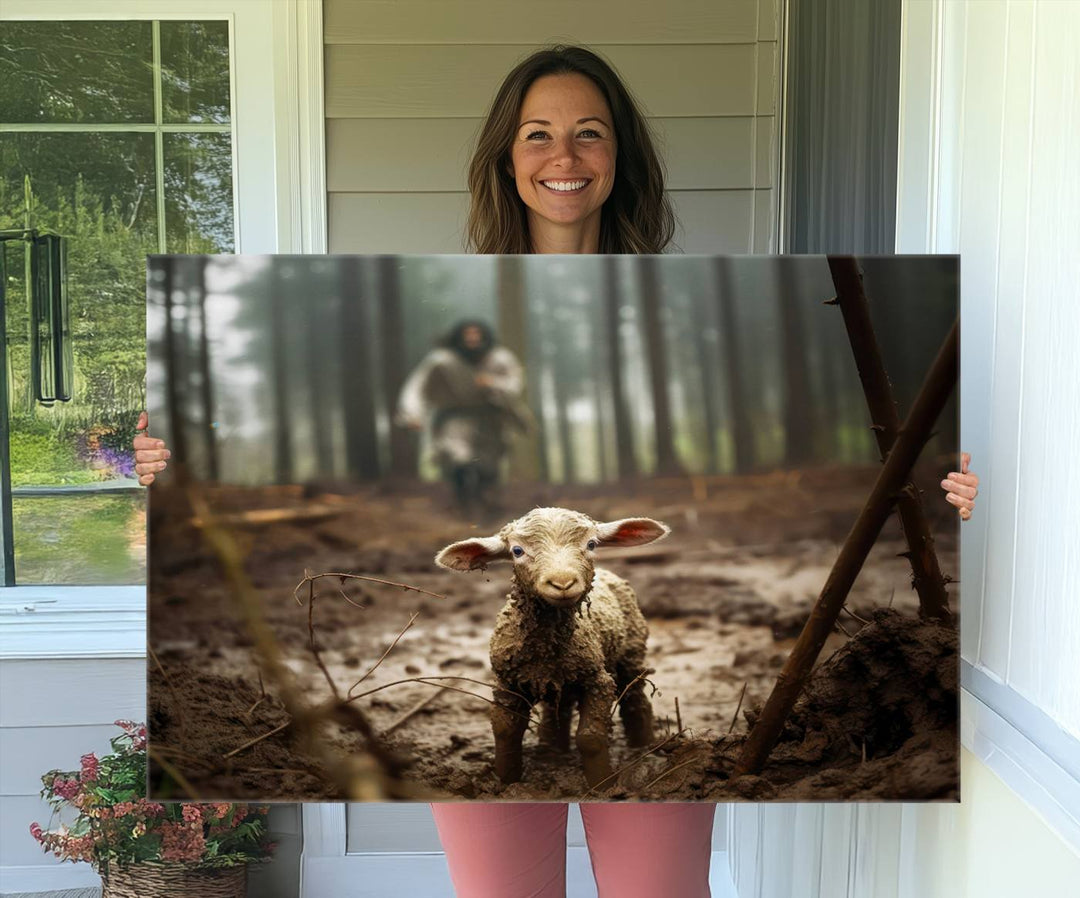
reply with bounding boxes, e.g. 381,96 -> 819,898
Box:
0,658 -> 145,868
324,0 -> 781,254
324,1 -> 761,45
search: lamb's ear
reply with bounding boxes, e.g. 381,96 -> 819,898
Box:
435,536 -> 508,572
595,518 -> 670,548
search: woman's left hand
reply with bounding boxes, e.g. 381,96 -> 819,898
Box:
941,452 -> 979,521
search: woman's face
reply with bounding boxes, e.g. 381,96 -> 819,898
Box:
509,73 -> 617,239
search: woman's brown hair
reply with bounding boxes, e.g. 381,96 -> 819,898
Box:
466,45 -> 676,254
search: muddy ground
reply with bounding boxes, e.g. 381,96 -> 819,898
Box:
147,462 -> 959,803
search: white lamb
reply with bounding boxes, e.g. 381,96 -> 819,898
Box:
435,507 -> 669,789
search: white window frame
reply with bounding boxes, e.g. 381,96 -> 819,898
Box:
0,0 -> 326,659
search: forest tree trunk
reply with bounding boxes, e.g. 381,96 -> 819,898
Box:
639,257 -> 682,476
195,256 -> 218,481
497,256 -> 542,481
777,258 -> 814,467
715,258 -> 754,473
339,257 -> 380,480
378,256 -> 418,480
604,257 -> 636,480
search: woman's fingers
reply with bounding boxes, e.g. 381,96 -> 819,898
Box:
941,475 -> 978,500
136,410 -> 149,433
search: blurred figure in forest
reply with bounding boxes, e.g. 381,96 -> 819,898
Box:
395,319 -> 532,515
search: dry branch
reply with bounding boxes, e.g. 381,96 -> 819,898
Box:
827,256 -> 953,622
189,503 -> 350,528
184,487 -> 411,799
733,318 -> 958,777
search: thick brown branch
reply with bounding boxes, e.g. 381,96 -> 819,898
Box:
733,318 -> 958,777
827,256 -> 953,622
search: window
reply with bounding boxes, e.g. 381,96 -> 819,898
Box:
0,19 -> 235,586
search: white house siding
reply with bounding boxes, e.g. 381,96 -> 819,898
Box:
0,655 -> 301,897
324,0 -> 782,255
0,659 -> 145,896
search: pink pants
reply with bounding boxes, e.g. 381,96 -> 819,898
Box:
430,802 -> 716,898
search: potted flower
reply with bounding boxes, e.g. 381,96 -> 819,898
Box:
30,720 -> 274,897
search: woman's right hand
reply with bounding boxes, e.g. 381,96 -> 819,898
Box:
133,411 -> 171,486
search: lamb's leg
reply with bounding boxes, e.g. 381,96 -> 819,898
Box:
576,675 -> 615,789
617,663 -> 655,747
538,694 -> 574,751
491,687 -> 530,784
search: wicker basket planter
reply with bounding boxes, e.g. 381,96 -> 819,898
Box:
101,862 -> 247,898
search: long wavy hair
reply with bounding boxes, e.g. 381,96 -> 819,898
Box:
466,45 -> 676,254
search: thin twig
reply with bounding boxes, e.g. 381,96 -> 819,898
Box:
307,570 -> 340,700
835,620 -> 855,638
727,683 -> 748,735
347,612 -> 421,698
383,685 -> 451,736
675,697 -> 683,733
223,721 -> 291,760
842,605 -> 871,625
246,669 -> 268,718
608,668 -> 655,719
580,728 -> 689,799
642,756 -> 701,791
294,571 -> 444,604
343,675 -> 534,728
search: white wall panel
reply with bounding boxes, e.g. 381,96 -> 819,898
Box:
954,0 -> 1010,677
1005,2 -> 1080,730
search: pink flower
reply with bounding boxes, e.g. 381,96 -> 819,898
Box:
53,778 -> 80,801
80,753 -> 99,782
30,822 -> 43,842
136,799 -> 165,818
181,805 -> 202,824
112,801 -> 136,818
160,821 -> 206,863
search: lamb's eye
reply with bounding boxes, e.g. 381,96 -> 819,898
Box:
512,546 -> 525,558
586,540 -> 597,551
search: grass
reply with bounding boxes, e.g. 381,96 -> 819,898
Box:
13,492 -> 145,585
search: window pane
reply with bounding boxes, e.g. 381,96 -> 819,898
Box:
160,20 -> 232,124
3,130 -> 154,585
0,21 -> 154,124
164,132 -> 235,252
0,132 -> 159,239
13,493 -> 145,585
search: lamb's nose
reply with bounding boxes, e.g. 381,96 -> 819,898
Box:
547,576 -> 577,592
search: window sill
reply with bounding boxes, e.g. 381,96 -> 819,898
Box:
0,586 -> 145,659
961,661 -> 1080,854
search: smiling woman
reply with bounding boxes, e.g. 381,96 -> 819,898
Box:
509,73 -> 618,252
465,45 -> 674,255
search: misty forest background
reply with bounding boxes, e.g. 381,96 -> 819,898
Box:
148,254 -> 958,489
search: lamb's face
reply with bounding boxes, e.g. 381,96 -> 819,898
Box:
500,508 -> 599,607
435,508 -> 670,607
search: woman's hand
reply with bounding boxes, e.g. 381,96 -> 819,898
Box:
133,411 -> 171,486
941,451 -> 979,521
